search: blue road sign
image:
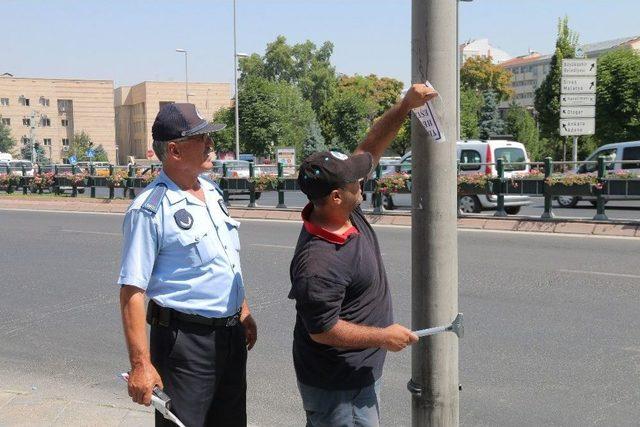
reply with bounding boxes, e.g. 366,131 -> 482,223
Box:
68,155 -> 77,165
86,148 -> 95,158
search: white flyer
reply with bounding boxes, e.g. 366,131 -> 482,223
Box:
412,81 -> 445,143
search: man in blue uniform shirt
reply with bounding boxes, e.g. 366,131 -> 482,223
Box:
118,103 -> 257,427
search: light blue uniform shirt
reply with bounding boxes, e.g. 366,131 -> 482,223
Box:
118,171 -> 245,318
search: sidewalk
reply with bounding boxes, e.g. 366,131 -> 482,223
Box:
1,194 -> 639,238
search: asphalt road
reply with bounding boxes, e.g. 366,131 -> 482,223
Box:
1,210 -> 639,426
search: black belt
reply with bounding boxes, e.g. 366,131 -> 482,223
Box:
146,300 -> 241,328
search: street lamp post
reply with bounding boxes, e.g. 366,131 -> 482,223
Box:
233,0 -> 250,160
175,49 -> 189,102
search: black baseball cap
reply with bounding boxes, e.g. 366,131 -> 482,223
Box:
152,103 -> 225,142
298,151 -> 373,199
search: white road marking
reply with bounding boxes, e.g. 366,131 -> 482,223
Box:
557,269 -> 640,280
60,229 -> 120,236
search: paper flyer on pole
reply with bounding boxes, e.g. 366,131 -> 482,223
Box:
412,81 -> 445,143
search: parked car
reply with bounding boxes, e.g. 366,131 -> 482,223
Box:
7,160 -> 35,177
209,160 -> 264,200
383,140 -> 531,214
556,140 -> 640,208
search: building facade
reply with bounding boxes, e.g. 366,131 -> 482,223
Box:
114,81 -> 231,164
460,38 -> 512,65
499,35 -> 640,113
0,75 -> 116,163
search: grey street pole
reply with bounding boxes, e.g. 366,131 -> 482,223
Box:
572,136 -> 578,168
30,111 -> 37,162
233,0 -> 240,160
175,49 -> 189,102
410,1 -> 459,426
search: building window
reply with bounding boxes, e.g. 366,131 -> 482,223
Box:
43,138 -> 52,146
22,137 -> 30,145
23,118 -> 31,126
41,118 -> 51,127
1,98 -> 8,106
1,118 -> 10,126
39,97 -> 50,107
19,97 -> 30,106
58,99 -> 72,112
61,119 -> 69,127
62,138 -> 69,146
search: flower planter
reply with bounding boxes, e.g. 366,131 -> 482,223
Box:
457,182 -> 490,196
546,183 -> 592,196
505,179 -> 544,196
605,179 -> 640,196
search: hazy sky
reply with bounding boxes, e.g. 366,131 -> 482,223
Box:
4,0 -> 639,91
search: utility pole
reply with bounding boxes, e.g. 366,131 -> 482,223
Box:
410,1 -> 459,426
233,0 -> 241,160
29,111 -> 38,163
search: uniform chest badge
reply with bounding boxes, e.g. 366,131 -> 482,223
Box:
174,209 -> 194,230
218,199 -> 229,216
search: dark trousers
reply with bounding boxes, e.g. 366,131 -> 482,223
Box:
150,320 -> 247,427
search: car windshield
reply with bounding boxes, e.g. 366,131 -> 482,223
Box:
494,147 -> 526,171
10,161 -> 32,169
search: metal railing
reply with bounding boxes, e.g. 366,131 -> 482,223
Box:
2,158 -> 640,220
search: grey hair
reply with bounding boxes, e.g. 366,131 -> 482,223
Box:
152,140 -> 168,162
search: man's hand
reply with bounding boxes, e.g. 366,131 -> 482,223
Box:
400,83 -> 439,112
128,362 -> 163,406
240,304 -> 257,350
380,323 -> 419,352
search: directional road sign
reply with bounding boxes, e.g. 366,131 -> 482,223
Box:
560,106 -> 596,119
562,59 -> 597,76
560,94 -> 596,107
86,148 -> 95,158
560,118 -> 595,136
561,77 -> 597,94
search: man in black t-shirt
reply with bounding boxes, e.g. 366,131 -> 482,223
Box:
289,84 -> 438,427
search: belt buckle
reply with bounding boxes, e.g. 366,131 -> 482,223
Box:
225,315 -> 238,327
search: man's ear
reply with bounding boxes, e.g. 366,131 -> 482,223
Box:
330,189 -> 342,205
167,142 -> 181,160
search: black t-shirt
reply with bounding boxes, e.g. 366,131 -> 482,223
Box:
288,205 -> 393,390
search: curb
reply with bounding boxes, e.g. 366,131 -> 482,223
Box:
1,196 -> 639,238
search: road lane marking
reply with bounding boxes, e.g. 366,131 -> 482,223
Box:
60,229 -> 120,236
557,269 -> 640,280
250,243 -> 295,249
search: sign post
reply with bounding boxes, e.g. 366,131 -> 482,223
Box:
560,58 -> 597,167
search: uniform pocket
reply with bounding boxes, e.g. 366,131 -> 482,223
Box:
177,230 -> 218,265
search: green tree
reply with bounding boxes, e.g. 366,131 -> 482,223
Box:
302,120 -> 327,158
20,141 -> 49,164
534,16 -> 579,155
390,116 -> 412,156
478,91 -> 504,140
63,131 -> 108,162
595,48 -> 640,145
461,56 -> 514,101
0,117 -> 16,153
213,76 -> 317,158
460,88 -> 482,139
325,89 -> 372,153
505,103 -> 543,159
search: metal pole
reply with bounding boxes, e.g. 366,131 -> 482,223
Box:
572,136 -> 578,169
30,111 -> 37,163
184,52 -> 189,102
410,1 -> 459,426
233,0 -> 241,160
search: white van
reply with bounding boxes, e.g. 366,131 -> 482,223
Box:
7,160 -> 35,177
385,140 -> 531,214
557,140 -> 640,208
0,152 -> 13,163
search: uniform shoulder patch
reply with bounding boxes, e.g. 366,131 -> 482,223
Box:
141,183 -> 167,214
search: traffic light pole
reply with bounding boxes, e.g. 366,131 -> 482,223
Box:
410,1 -> 460,426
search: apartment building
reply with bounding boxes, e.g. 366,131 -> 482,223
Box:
114,81 -> 231,164
0,75 -> 116,163
499,35 -> 640,113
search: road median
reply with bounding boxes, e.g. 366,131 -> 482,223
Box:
1,195 -> 639,238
